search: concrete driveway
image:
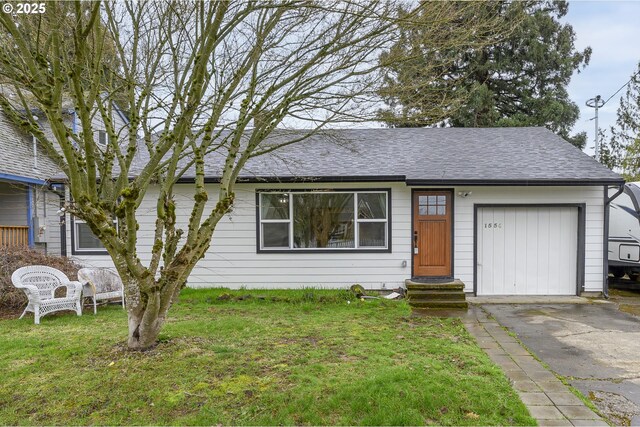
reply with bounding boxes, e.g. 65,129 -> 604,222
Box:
482,298 -> 640,426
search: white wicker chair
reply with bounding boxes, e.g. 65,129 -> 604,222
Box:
77,268 -> 125,314
11,266 -> 83,324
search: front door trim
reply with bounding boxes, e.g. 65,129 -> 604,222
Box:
411,188 -> 455,279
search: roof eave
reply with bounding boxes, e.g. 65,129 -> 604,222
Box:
175,175 -> 626,186
405,178 -> 626,186
176,175 -> 408,184
48,175 -> 626,187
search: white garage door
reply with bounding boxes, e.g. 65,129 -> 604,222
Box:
477,207 -> 578,295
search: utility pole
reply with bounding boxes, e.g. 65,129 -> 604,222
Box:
586,95 -> 604,161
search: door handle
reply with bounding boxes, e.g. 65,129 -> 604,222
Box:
413,231 -> 418,254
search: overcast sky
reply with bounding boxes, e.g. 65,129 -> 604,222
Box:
564,1 -> 640,154
309,1 -> 640,144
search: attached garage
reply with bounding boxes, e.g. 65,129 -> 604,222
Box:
475,205 -> 583,296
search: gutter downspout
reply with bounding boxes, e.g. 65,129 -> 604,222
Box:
57,184 -> 67,257
27,185 -> 34,247
603,183 -> 625,299
66,111 -> 76,255
32,134 -> 38,170
32,115 -> 39,171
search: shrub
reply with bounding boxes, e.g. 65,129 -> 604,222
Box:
0,246 -> 82,309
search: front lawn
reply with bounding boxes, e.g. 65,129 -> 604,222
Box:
0,289 -> 534,425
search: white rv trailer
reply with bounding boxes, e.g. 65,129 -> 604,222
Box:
609,182 -> 640,280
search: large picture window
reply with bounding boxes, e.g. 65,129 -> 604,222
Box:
258,190 -> 390,252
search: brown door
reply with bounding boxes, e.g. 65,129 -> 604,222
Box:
413,191 -> 452,277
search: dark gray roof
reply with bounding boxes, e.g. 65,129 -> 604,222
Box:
53,126 -> 617,186
154,127 -> 621,185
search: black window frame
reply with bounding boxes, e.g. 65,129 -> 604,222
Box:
256,188 -> 392,254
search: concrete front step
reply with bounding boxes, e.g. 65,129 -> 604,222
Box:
409,300 -> 469,309
408,290 -> 467,301
405,278 -> 465,291
406,278 -> 468,310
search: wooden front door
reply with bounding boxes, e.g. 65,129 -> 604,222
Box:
413,191 -> 452,277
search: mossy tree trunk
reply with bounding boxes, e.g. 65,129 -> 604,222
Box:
0,0 -> 504,349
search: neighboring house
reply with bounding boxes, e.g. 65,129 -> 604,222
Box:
0,95 -> 129,256
65,127 -> 625,297
0,110 -> 64,254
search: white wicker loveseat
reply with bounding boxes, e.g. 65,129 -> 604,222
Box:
11,266 -> 83,324
78,268 -> 125,314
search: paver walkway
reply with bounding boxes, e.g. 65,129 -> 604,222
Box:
462,306 -> 607,426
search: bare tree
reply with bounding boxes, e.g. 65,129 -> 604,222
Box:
0,0 -> 499,349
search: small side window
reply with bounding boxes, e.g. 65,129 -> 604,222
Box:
97,130 -> 107,146
71,217 -> 110,254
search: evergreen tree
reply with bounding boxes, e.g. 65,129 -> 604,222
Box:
378,0 -> 591,148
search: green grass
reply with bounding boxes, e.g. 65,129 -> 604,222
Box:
0,289 -> 535,426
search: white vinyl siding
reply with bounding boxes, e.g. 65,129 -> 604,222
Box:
33,187 -> 63,256
79,105 -> 129,147
476,207 -> 578,295
69,182 -> 411,288
0,182 -> 63,255
0,181 -> 27,226
69,183 -> 605,293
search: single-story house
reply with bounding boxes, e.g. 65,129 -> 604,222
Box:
66,127 -> 624,296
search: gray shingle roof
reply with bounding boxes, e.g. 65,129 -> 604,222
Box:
51,127 -> 620,185
0,112 -> 62,181
160,127 -> 622,185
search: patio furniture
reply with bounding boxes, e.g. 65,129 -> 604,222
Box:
77,268 -> 125,314
11,266 -> 83,324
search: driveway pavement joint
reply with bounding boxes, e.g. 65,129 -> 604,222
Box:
463,306 -> 605,426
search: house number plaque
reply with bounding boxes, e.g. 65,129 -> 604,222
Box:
483,223 -> 503,229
